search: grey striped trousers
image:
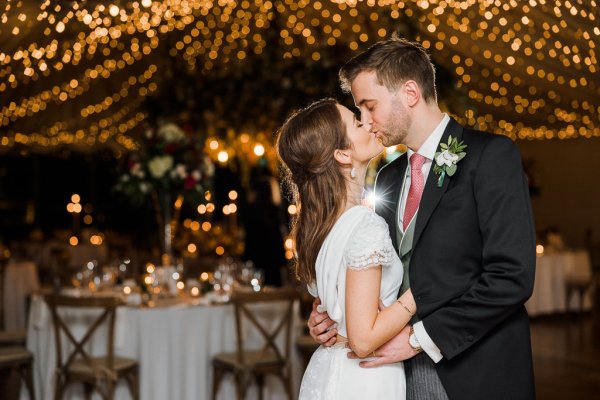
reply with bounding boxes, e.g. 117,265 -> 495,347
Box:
405,352 -> 449,400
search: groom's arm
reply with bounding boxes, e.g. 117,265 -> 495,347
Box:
420,135 -> 536,361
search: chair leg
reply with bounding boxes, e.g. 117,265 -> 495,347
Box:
565,286 -> 572,314
0,369 -> 11,400
256,374 -> 264,400
280,372 -> 294,400
19,362 -> 36,400
126,367 -> 140,400
579,288 -> 586,315
53,376 -> 64,400
212,366 -> 223,400
83,381 -> 94,400
106,380 -> 115,400
234,372 -> 247,400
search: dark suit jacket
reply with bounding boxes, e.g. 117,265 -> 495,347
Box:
374,118 -> 536,400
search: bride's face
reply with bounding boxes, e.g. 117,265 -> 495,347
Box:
336,104 -> 384,163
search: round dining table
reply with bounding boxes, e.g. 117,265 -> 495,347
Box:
3,260 -> 40,330
23,293 -> 303,400
526,249 -> 593,316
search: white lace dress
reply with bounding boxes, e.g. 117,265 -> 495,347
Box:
299,206 -> 405,400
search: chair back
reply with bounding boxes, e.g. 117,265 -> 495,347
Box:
231,287 -> 298,366
44,294 -> 123,375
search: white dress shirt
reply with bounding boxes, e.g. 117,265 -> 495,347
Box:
398,113 -> 450,363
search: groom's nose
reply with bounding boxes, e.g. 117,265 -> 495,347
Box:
361,113 -> 373,128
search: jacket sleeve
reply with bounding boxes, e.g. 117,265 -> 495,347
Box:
421,135 -> 536,360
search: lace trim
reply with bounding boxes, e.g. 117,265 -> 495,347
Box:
346,248 -> 395,270
344,210 -> 395,271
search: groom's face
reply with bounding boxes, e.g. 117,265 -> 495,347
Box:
351,71 -> 410,147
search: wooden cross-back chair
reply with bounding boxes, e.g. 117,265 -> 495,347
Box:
44,294 -> 138,400
212,287 -> 299,400
0,346 -> 35,399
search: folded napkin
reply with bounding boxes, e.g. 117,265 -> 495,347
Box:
30,295 -> 48,329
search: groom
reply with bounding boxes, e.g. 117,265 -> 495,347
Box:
308,37 -> 536,399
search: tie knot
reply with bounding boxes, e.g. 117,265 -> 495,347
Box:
410,153 -> 427,169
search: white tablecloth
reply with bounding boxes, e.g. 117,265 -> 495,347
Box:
24,295 -> 303,400
526,250 -> 593,316
3,260 -> 39,330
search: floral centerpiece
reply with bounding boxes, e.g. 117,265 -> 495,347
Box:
114,122 -> 214,263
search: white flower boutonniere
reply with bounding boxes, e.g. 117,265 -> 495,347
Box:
433,135 -> 467,187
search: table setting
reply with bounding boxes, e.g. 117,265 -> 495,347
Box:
526,239 -> 594,317
22,256 -> 302,400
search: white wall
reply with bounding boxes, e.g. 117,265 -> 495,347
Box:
516,138 -> 600,247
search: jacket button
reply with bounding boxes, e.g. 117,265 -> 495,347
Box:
466,335 -> 474,342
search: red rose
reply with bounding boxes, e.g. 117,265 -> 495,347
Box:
184,176 -> 196,189
165,143 -> 178,154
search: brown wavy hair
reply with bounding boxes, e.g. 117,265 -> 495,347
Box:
276,98 -> 350,284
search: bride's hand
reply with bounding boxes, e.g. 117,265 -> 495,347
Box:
347,325 -> 419,367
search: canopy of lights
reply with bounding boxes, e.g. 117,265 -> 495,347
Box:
0,0 -> 598,153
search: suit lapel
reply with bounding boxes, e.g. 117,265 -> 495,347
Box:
376,154 -> 407,250
413,118 -> 464,248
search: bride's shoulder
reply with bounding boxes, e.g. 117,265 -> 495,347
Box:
344,207 -> 395,270
347,206 -> 391,243
353,206 -> 389,231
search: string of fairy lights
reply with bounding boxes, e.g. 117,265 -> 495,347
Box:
409,0 -> 600,140
0,0 -> 598,152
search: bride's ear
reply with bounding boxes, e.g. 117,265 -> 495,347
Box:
333,149 -> 352,166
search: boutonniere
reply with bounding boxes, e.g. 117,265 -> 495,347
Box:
433,136 -> 467,187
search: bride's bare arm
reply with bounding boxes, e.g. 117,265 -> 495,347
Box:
345,266 -> 416,358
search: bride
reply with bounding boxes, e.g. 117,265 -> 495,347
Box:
276,98 -> 415,399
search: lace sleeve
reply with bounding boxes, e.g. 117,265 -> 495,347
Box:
344,211 -> 395,271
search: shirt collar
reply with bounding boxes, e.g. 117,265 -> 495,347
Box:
407,113 -> 451,161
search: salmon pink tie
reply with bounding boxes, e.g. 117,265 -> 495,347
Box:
403,153 -> 427,231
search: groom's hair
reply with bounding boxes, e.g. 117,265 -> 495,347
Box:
339,36 -> 437,103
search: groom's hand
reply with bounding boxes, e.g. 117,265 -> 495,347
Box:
347,325 -> 420,367
308,297 -> 337,346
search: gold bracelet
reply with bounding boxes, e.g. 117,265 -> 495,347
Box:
397,299 -> 414,316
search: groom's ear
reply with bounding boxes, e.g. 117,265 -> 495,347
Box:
402,80 -> 420,108
333,149 -> 352,166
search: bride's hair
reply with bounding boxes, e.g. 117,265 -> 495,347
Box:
276,98 -> 350,284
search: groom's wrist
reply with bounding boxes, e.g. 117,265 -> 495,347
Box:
408,325 -> 423,353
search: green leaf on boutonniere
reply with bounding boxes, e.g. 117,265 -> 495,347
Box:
446,164 -> 457,176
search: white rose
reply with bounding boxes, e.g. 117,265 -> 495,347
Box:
203,158 -> 215,177
192,170 -> 201,181
175,164 -> 187,179
148,155 -> 174,178
435,150 -> 459,167
139,182 -> 150,193
157,123 -> 186,142
120,174 -> 130,182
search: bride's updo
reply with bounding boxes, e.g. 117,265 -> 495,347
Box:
276,98 -> 350,284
